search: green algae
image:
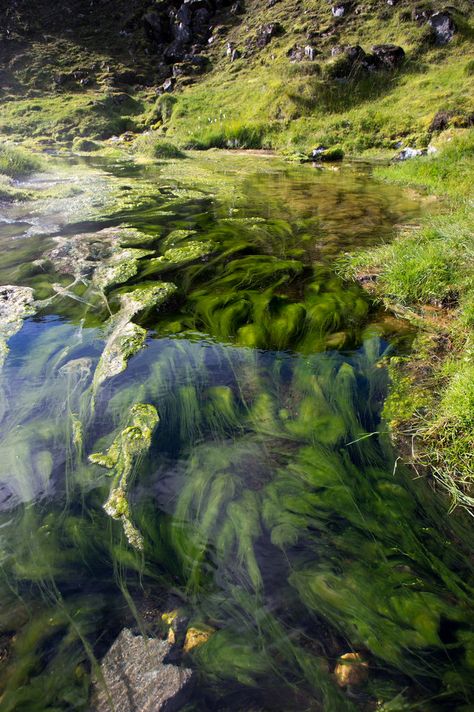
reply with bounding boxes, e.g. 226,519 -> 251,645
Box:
141,240 -> 216,278
92,248 -> 153,290
90,404 -> 159,550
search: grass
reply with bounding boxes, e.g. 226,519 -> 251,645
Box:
0,143 -> 41,178
132,133 -> 186,159
338,131 -> 474,510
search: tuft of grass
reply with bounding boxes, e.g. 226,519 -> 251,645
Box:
133,133 -> 186,159
0,143 -> 41,177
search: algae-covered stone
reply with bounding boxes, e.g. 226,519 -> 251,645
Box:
142,241 -> 215,276
118,281 -> 178,318
0,285 -> 36,368
334,652 -> 368,687
161,229 -> 197,250
183,626 -> 214,653
92,282 -> 177,391
90,403 -> 159,549
93,320 -> 146,391
93,248 -> 153,290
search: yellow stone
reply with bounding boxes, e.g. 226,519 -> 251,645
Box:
183,626 -> 213,653
334,652 -> 369,687
161,610 -> 179,627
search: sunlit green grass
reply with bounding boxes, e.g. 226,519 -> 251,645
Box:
338,131 -> 474,509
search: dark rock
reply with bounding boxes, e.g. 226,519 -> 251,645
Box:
305,45 -> 318,61
412,6 -> 430,24
429,109 -> 456,132
162,77 -> 175,92
429,109 -> 474,132
256,22 -> 284,48
230,0 -> 245,14
230,48 -> 241,61
326,45 -> 366,79
345,45 -> 366,62
429,11 -> 456,45
371,44 -> 405,69
144,10 -> 171,43
332,1 -> 352,18
92,629 -> 194,712
267,0 -> 280,6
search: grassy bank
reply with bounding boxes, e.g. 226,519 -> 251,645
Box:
0,143 -> 42,200
338,130 -> 474,511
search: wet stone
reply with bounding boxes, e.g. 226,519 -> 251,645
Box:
92,628 -> 195,712
0,285 -> 35,368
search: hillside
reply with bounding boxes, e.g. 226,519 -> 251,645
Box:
0,0 -> 473,153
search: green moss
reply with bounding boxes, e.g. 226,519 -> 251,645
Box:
90,403 -> 159,549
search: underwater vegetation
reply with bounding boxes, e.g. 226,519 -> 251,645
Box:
0,153 -> 472,711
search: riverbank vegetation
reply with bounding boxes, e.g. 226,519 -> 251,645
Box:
339,131 -> 474,510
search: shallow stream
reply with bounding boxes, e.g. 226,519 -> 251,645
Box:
0,152 -> 473,711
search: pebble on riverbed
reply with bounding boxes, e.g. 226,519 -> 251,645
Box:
334,652 -> 369,687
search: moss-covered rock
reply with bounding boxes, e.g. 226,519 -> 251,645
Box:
89,403 -> 159,549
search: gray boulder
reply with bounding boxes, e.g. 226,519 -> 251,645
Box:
429,11 -> 456,45
393,147 -> 427,161
92,629 -> 195,712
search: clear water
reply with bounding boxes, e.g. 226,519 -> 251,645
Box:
0,153 -> 473,711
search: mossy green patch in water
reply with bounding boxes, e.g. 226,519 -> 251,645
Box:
141,240 -> 216,278
92,282 -> 177,392
90,403 -> 159,549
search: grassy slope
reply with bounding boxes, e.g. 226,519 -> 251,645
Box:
1,0 -> 473,153
163,0 -> 474,154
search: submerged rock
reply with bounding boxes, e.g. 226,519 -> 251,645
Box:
0,285 -> 35,368
92,282 -> 177,392
142,240 -> 215,276
93,248 -> 153,290
183,625 -> 214,653
334,652 -> 369,687
92,628 -> 194,712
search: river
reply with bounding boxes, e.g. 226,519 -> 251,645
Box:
0,151 -> 473,711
